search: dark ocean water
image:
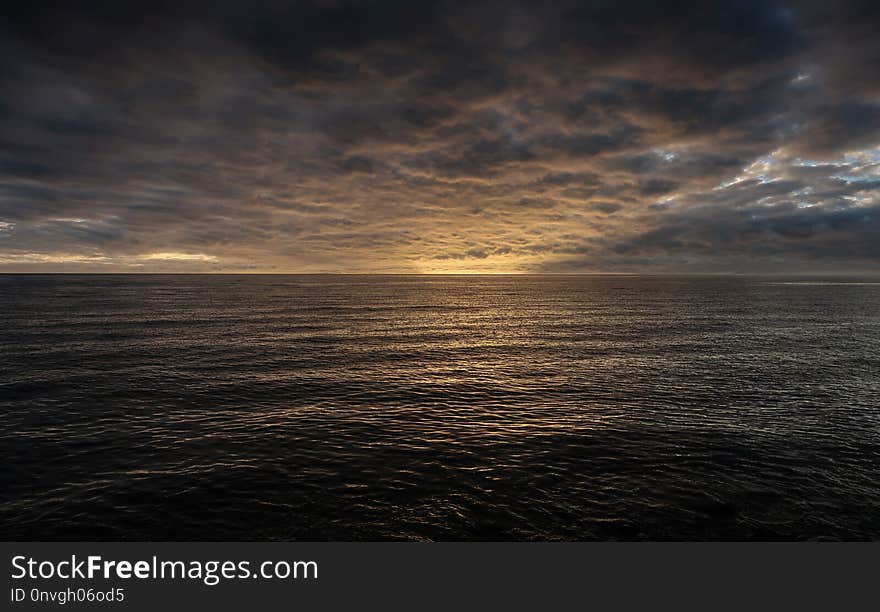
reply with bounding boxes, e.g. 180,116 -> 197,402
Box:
1,274 -> 879,541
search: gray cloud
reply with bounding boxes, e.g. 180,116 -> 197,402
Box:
0,1 -> 878,272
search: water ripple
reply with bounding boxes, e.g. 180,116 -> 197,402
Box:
1,274 -> 879,540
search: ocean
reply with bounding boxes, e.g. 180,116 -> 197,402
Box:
1,274 -> 878,540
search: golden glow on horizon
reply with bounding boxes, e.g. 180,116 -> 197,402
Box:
0,252 -> 219,266
140,252 -> 219,262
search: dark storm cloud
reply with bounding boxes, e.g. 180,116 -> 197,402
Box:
0,0 -> 878,271
607,201 -> 880,266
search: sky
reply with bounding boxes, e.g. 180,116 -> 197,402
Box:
0,0 -> 879,273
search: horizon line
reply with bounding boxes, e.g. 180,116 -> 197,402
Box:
1,271 -> 879,277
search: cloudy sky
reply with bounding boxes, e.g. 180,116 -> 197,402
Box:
1,1 -> 878,272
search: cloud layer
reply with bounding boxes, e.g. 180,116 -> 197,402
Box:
1,0 -> 879,272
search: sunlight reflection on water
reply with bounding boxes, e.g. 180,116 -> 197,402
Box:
1,274 -> 879,540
